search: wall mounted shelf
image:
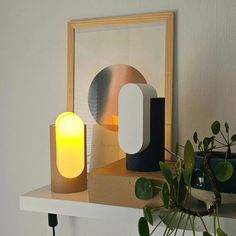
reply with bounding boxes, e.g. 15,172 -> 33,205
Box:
20,185 -> 236,234
20,185 -> 142,223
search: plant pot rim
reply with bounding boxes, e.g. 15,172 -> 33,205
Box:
195,151 -> 236,159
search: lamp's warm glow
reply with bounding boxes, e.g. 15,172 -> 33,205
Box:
112,115 -> 119,125
55,112 -> 85,179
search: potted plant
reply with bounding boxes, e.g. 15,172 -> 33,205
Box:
191,121 -> 236,205
135,121 -> 236,236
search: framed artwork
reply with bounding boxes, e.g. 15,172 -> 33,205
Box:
67,12 -> 174,164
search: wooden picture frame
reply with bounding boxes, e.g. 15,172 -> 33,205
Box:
67,12 -> 174,159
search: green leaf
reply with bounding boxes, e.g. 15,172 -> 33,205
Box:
161,183 -> 170,209
211,121 -> 221,135
135,177 -> 154,200
184,140 -> 195,175
183,170 -> 191,186
231,134 -> 236,142
143,206 -> 162,225
143,206 -> 155,225
198,141 -> 203,150
170,178 -> 187,203
225,122 -> 229,134
159,161 -> 174,185
203,232 -> 212,236
138,217 -> 150,236
213,161 -> 234,182
203,137 -> 211,151
175,142 -> 179,157
217,228 -> 228,236
193,132 -> 198,144
175,159 -> 183,182
210,136 -> 215,149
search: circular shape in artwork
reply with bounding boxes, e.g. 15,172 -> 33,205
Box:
88,64 -> 147,131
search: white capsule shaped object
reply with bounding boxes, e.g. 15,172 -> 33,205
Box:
118,83 -> 157,154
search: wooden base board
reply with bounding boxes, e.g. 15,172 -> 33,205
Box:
88,158 -> 173,208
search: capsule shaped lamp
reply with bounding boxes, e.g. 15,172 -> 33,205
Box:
50,112 -> 87,193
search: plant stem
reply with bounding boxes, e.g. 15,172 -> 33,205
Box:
214,209 -> 216,236
196,212 -> 208,232
214,139 -> 225,146
150,211 -> 172,236
203,153 -> 221,205
183,180 -> 191,206
225,150 -> 228,162
165,211 -> 177,236
168,212 -> 184,236
182,214 -> 190,236
172,184 -> 177,201
163,224 -> 169,236
230,142 -> 236,147
227,128 -> 229,144
173,212 -> 185,236
213,145 -> 227,150
193,216 -> 196,235
166,221 -> 175,235
154,186 -> 162,190
220,130 -> 228,144
150,205 -> 164,212
164,148 -> 181,160
227,145 -> 231,159
177,180 -> 180,205
216,205 -> 220,229
189,215 -> 196,236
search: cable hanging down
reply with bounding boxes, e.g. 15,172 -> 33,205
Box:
48,213 -> 58,236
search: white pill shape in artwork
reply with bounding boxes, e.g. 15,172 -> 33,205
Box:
118,83 -> 157,154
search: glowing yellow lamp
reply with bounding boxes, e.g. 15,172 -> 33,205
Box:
55,112 -> 85,178
50,112 -> 87,193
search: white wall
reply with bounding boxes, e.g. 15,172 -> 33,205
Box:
0,0 -> 236,235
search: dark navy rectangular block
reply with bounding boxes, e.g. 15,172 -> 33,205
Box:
126,98 -> 165,172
